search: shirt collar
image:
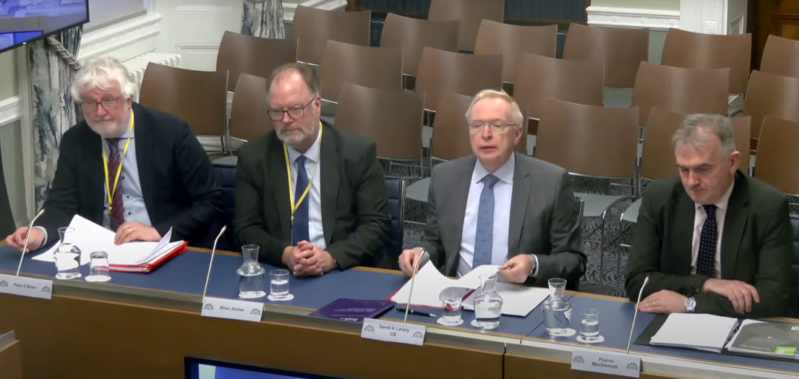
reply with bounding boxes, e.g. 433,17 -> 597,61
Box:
695,179 -> 734,211
473,153 -> 515,185
286,124 -> 322,165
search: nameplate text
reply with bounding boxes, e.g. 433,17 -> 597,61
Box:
0,274 -> 53,300
571,348 -> 641,378
201,297 -> 263,323
361,318 -> 425,346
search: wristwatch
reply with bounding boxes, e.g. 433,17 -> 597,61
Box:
684,297 -> 697,313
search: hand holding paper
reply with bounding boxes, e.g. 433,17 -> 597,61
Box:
114,221 -> 162,245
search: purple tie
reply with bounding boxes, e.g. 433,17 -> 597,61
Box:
106,138 -> 125,231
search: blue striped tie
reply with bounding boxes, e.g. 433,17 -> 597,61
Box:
472,174 -> 500,269
291,155 -> 310,245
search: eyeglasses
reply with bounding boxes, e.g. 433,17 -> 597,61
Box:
469,121 -> 517,134
81,97 -> 124,112
268,97 -> 316,121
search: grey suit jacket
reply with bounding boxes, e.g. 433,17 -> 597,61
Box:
418,153 -> 586,289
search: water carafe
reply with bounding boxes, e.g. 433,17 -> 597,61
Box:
54,227 -> 81,280
237,244 -> 266,299
473,274 -> 503,330
543,278 -> 572,336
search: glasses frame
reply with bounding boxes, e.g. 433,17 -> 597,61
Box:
468,120 -> 517,134
81,96 -> 126,112
268,97 -> 317,121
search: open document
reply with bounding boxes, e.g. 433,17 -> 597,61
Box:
649,313 -> 740,353
390,262 -> 549,316
725,319 -> 799,360
32,215 -> 187,272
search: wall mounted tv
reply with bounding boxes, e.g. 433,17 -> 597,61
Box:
0,0 -> 89,54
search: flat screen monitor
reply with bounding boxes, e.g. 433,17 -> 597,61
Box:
0,0 -> 90,54
185,357 -> 348,379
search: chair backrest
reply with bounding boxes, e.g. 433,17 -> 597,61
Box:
415,47 -> 503,112
0,143 -> 15,237
661,28 -> 751,94
211,159 -> 237,252
513,53 -> 603,135
474,20 -> 558,83
743,70 -> 799,150
335,83 -> 424,160
642,108 -> 751,180
754,116 -> 799,196
380,13 -> 459,77
789,214 -> 799,318
139,63 -> 227,137
430,92 -> 475,161
760,35 -> 799,80
384,176 -> 406,264
536,99 -> 639,178
293,6 -> 371,65
427,0 -> 505,52
631,62 -> 729,125
216,31 -> 298,92
562,23 -> 649,88
230,74 -> 272,142
319,41 -> 403,103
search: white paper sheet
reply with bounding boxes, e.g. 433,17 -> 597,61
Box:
32,215 -> 180,267
390,263 -> 499,308
462,281 -> 550,317
650,313 -> 739,353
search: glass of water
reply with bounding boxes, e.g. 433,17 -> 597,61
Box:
580,308 -> 601,341
439,288 -> 463,325
269,269 -> 290,300
54,227 -> 81,280
85,251 -> 111,283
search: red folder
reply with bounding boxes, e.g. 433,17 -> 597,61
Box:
109,241 -> 189,273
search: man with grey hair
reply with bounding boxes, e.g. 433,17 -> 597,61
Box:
4,57 -> 223,250
399,89 -> 586,288
626,113 -> 792,318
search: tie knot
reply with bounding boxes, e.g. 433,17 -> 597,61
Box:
703,204 -> 717,215
106,138 -> 121,152
483,174 -> 499,188
296,155 -> 307,166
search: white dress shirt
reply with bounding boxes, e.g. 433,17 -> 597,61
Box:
285,129 -> 326,250
690,182 -> 734,278
457,154 -> 539,277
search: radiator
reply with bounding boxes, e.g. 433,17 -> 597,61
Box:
123,53 -> 182,102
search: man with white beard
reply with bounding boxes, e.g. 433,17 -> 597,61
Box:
4,57 -> 222,250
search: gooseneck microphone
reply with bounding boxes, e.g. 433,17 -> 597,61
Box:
16,209 -> 45,276
202,226 -> 226,298
403,249 -> 429,323
627,275 -> 650,354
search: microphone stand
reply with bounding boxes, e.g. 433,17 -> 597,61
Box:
202,226 -> 226,299
627,275 -> 651,354
15,209 -> 45,276
403,249 -> 428,323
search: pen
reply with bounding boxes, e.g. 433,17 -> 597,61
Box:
396,307 -> 436,318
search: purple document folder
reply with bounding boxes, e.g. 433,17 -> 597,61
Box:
308,298 -> 396,322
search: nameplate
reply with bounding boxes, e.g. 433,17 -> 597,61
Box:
201,297 -> 263,323
571,348 -> 641,378
361,318 -> 425,346
0,274 -> 53,300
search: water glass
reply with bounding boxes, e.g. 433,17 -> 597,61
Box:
269,269 -> 290,299
580,308 -> 601,340
440,289 -> 463,325
85,251 -> 111,283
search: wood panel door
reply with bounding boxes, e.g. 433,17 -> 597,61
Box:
752,0 -> 799,69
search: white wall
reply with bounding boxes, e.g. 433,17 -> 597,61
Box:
84,0 -> 147,32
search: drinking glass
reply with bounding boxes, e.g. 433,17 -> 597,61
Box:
580,308 -> 601,340
54,227 -> 81,280
269,269 -> 290,300
85,251 -> 111,283
440,288 -> 463,325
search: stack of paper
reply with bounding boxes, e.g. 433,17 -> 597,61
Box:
33,215 -> 186,273
650,313 -> 740,353
390,263 -> 499,308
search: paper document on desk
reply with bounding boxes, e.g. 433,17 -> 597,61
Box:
462,281 -> 549,317
649,313 -> 739,353
389,262 -> 499,308
725,319 -> 799,360
32,215 -> 182,266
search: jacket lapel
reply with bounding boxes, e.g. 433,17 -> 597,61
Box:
672,187 -> 696,275
319,123 -> 338,245
444,156 -> 475,275
133,104 -> 155,219
720,174 -> 747,279
508,153 -> 530,256
269,135 -> 292,239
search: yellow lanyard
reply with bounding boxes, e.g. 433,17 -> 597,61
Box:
102,111 -> 134,211
284,123 -> 322,222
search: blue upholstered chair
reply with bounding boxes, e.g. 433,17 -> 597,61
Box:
383,176 -> 406,267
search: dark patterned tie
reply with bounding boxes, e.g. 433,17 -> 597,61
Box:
106,138 -> 125,231
472,174 -> 500,269
697,204 -> 717,277
291,155 -> 310,245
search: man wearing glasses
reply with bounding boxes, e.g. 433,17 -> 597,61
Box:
235,63 -> 390,276
398,90 -> 586,288
4,57 -> 222,251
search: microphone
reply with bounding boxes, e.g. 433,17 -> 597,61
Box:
403,249 -> 429,323
202,226 -> 226,298
627,275 -> 651,354
16,209 -> 45,276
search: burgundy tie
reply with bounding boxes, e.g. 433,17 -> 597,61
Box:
106,138 -> 125,231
